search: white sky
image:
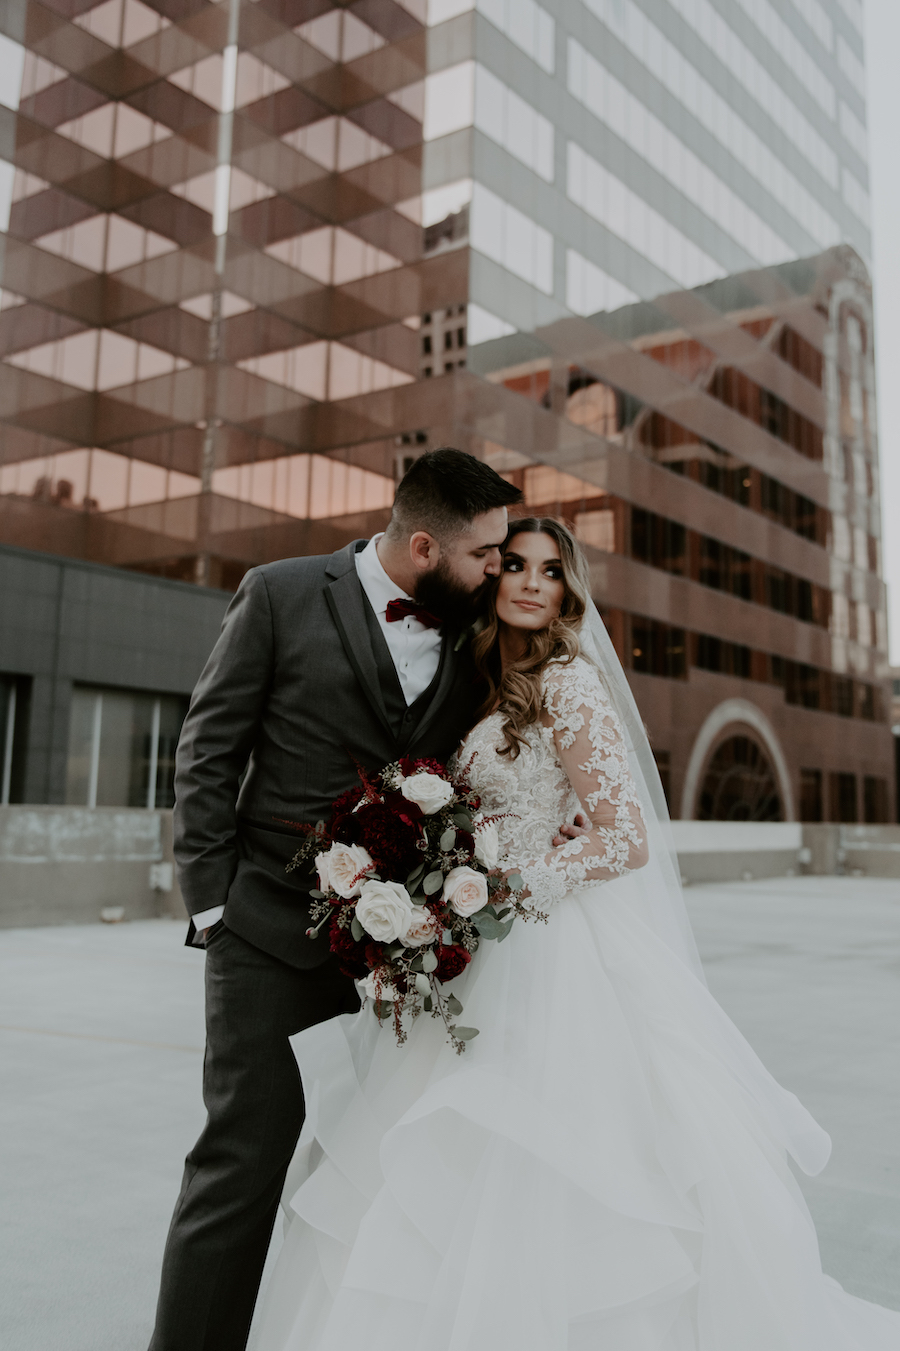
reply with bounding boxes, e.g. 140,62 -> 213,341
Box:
864,0 -> 900,665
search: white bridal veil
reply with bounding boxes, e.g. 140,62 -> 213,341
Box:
579,601 -> 706,983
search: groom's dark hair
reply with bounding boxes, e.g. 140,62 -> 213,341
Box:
386,448 -> 522,543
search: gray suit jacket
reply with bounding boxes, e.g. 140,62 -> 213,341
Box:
173,541 -> 482,968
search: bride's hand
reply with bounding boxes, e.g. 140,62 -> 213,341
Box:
552,813 -> 590,847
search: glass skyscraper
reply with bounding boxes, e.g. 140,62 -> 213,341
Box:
0,0 -> 892,824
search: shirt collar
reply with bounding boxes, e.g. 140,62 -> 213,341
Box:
355,534 -> 413,617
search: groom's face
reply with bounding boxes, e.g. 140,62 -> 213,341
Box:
413,506 -> 508,626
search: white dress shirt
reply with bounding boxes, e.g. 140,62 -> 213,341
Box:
192,536 -> 443,935
354,534 -> 443,705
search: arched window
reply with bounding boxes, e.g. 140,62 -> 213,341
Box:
697,736 -> 783,822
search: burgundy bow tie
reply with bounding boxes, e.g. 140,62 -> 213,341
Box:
385,598 -> 442,629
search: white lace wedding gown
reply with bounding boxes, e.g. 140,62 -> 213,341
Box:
254,657 -> 900,1351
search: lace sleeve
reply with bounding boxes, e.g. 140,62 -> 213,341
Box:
518,658 -> 649,910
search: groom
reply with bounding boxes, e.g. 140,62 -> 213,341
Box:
148,448 -> 523,1351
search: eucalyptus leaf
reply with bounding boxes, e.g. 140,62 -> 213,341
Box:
507,873 -> 524,891
414,972 -> 431,998
373,1000 -> 393,1020
453,1026 -> 479,1040
423,995 -> 433,1012
409,953 -> 424,973
421,948 -> 438,973
439,827 -> 457,852
309,889 -> 325,900
496,918 -> 515,943
350,916 -> 364,942
472,912 -> 506,940
453,812 -> 473,831
446,993 -> 463,1016
423,870 -> 445,896
406,863 -> 426,886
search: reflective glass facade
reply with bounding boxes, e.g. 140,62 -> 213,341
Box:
0,0 -> 891,820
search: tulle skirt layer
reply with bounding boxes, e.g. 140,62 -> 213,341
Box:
254,879 -> 900,1350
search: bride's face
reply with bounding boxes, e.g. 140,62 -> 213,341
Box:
495,532 -> 566,633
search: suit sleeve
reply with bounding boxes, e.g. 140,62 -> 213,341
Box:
173,568 -> 275,917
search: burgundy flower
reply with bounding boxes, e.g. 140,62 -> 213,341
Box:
364,942 -> 384,970
453,829 -> 475,859
435,944 -> 472,982
399,755 -> 446,778
353,797 -> 423,876
330,785 -> 365,842
329,921 -> 368,979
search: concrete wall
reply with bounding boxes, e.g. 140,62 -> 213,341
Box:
673,821 -> 900,883
802,823 -> 900,878
0,806 -> 185,928
0,545 -> 230,804
671,821 -> 803,884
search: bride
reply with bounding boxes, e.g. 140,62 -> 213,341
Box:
253,517 -> 900,1351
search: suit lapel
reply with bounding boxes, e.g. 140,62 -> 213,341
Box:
324,544 -> 395,742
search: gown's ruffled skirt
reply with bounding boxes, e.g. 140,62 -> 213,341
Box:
254,877 -> 900,1350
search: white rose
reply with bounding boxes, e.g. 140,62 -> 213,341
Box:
401,908 -> 439,948
356,879 -> 415,942
327,842 -> 374,899
473,819 -> 500,870
359,971 -> 398,1002
314,850 -> 331,892
443,866 -> 489,917
400,772 -> 454,815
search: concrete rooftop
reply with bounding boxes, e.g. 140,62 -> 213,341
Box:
1,876 -> 899,1351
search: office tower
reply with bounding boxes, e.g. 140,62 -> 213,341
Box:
0,0 -> 892,824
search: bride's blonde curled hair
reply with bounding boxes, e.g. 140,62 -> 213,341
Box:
472,517 -> 592,758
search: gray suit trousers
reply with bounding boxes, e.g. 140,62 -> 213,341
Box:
147,925 -> 359,1351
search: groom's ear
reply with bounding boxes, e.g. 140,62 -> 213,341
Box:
409,530 -> 439,572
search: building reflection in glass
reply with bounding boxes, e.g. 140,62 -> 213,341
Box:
0,0 -> 889,821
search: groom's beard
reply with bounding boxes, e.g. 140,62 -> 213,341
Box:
414,561 -> 492,630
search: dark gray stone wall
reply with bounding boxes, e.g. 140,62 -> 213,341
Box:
0,546 -> 230,803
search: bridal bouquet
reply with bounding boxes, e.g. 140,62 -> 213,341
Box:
286,757 -> 529,1053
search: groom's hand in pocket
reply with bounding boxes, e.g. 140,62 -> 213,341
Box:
552,813 -> 590,847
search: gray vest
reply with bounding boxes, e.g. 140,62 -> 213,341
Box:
360,594 -> 451,750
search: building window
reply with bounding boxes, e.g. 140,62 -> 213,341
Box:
694,635 -> 752,679
629,618 -> 686,679
697,736 -> 783,822
0,675 -> 28,805
470,184 -> 554,294
422,334 -> 432,355
829,772 -> 858,823
65,686 -> 187,809
800,768 -> 823,822
863,776 -> 889,824
833,677 -> 854,718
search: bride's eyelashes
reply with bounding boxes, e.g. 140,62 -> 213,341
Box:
502,554 -> 563,580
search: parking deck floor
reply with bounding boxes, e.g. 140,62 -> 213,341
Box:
1,875 -> 898,1350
